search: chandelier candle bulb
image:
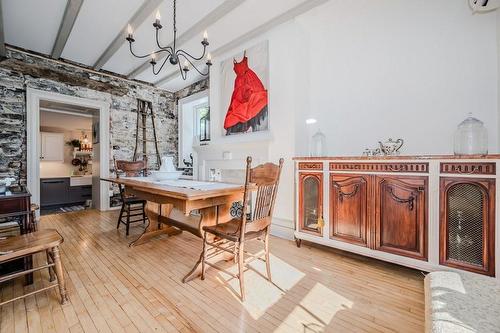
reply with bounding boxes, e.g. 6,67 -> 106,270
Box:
202,31 -> 209,46
126,24 -> 134,42
183,60 -> 189,71
206,53 -> 212,66
153,10 -> 162,29
150,53 -> 157,65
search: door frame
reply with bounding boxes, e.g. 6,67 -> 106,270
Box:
26,88 -> 110,211
177,90 -> 209,170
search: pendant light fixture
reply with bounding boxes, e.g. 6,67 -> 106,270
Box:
126,0 -> 212,80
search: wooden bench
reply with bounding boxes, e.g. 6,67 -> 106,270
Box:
0,229 -> 68,306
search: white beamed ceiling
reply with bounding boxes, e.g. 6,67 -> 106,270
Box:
3,0 -> 67,55
2,0 -> 313,92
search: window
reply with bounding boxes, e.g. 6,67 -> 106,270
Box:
195,103 -> 210,142
178,91 -> 209,169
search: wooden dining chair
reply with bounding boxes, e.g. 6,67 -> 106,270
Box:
114,159 -> 148,236
200,156 -> 284,301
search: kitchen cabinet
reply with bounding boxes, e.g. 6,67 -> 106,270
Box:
40,132 -> 64,161
40,178 -> 91,208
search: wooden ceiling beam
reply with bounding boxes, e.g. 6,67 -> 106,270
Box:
93,0 -> 164,70
127,0 -> 246,79
51,0 -> 84,59
154,0 -> 329,87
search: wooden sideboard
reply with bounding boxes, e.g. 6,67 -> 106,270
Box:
0,186 -> 35,285
294,155 -> 500,278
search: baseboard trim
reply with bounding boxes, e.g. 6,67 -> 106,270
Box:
270,217 -> 294,240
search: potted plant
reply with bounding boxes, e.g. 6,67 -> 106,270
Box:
66,139 -> 81,152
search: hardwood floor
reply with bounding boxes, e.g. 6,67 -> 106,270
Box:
0,209 -> 424,332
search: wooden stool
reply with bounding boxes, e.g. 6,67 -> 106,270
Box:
29,203 -> 39,232
0,229 -> 69,305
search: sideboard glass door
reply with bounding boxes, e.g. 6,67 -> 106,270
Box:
299,173 -> 323,235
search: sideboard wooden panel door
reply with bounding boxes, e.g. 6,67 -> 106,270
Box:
298,172 -> 323,236
375,176 -> 428,260
330,174 -> 369,246
440,178 -> 495,276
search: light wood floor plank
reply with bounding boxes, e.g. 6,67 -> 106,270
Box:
0,209 -> 424,332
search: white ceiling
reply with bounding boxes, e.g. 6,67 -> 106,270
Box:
40,110 -> 92,131
2,0 -> 318,92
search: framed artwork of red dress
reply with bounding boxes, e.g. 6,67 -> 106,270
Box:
221,42 -> 269,136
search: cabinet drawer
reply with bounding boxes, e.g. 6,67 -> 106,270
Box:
69,186 -> 92,203
40,178 -> 70,206
0,197 -> 29,215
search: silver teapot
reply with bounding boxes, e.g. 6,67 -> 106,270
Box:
378,138 -> 404,156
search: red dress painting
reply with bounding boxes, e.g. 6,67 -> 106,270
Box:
224,56 -> 268,134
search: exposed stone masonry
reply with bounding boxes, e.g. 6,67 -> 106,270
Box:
0,48 -> 177,184
174,77 -> 209,101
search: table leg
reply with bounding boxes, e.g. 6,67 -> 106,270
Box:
24,255 -> 33,285
182,200 -> 236,283
129,202 -> 182,247
182,206 -> 216,282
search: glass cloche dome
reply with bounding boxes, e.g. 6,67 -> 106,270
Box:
310,130 -> 326,157
453,113 -> 488,155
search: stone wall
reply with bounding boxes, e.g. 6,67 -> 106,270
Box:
0,48 -> 177,185
174,77 -> 209,101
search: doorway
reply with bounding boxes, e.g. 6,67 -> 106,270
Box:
39,106 -> 95,215
26,89 -> 110,212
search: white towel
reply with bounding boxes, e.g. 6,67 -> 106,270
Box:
122,177 -> 241,191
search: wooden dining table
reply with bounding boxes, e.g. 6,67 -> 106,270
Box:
102,177 -> 246,282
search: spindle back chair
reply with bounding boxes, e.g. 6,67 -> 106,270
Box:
200,156 -> 284,300
114,159 -> 148,236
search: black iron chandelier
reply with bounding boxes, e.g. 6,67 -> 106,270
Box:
126,0 -> 212,80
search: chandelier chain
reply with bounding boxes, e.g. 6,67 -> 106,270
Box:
173,0 -> 177,34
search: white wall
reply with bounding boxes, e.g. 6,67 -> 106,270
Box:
296,0 -> 498,156
497,10 -> 500,149
208,0 -> 499,236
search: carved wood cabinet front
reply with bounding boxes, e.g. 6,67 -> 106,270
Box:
295,158 -> 497,276
328,174 -> 428,260
440,177 -> 495,276
374,176 -> 428,260
298,172 -> 323,236
330,174 -> 369,247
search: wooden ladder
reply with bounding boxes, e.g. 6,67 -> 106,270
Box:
133,99 -> 161,174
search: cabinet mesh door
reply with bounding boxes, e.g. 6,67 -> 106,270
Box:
447,183 -> 484,267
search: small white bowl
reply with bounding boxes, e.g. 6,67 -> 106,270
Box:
150,170 -> 183,181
